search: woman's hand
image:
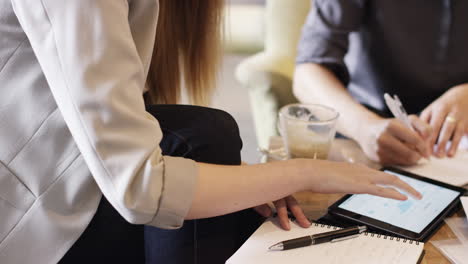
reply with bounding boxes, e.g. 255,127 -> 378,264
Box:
307,160 -> 422,201
357,115 -> 431,165
421,84 -> 468,157
189,160 -> 422,220
253,159 -> 423,230
254,196 -> 311,230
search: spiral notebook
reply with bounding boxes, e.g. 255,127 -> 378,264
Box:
226,219 -> 424,264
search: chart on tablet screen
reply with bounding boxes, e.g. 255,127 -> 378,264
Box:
339,171 -> 459,233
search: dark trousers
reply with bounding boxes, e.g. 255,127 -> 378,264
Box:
60,105 -> 263,264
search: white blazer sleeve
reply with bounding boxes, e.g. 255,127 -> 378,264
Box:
10,0 -> 197,229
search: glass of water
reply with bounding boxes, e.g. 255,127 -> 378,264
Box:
278,104 -> 339,159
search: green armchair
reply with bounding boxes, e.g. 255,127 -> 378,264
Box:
235,0 -> 312,149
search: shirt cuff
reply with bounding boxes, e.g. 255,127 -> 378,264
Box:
147,156 -> 198,229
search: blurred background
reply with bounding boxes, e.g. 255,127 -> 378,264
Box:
212,0 -> 310,164
210,0 -> 267,164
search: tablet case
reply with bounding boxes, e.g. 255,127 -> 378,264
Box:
324,187 -> 463,242
317,205 -> 459,243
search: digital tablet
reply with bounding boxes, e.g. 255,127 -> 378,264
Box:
328,167 -> 466,241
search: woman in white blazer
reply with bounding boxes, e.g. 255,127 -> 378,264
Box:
0,0 -> 420,263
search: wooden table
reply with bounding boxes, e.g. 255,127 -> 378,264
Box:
266,137 -> 466,263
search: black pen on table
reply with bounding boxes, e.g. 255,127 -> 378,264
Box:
268,225 -> 367,251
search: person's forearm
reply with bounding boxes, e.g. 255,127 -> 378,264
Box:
185,160 -> 308,219
293,63 -> 380,139
185,156 -> 423,220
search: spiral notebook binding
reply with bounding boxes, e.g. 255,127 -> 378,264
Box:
312,222 -> 419,245
315,222 -> 340,230
362,231 -> 419,245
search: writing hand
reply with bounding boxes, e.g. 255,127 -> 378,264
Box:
358,116 -> 431,166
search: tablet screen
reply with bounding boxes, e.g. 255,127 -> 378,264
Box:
338,170 -> 460,233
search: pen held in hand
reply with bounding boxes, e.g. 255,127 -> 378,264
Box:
268,226 -> 367,251
384,93 -> 431,161
384,94 -> 413,130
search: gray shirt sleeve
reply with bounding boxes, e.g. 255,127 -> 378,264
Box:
296,0 -> 367,85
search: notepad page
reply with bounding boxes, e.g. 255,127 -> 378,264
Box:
462,197 -> 468,221
432,240 -> 468,264
398,150 -> 468,186
226,220 -> 424,264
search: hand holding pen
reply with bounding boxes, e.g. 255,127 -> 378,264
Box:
356,94 -> 432,166
384,94 -> 432,160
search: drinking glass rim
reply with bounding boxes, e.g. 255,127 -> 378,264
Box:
279,103 -> 340,124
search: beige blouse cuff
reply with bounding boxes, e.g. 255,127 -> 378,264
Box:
148,156 -> 198,229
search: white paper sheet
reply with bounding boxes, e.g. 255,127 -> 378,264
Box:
433,216 -> 468,263
445,217 -> 468,244
431,240 -> 468,264
399,150 -> 468,186
462,197 -> 468,221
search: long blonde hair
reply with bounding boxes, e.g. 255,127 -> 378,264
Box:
145,0 -> 224,106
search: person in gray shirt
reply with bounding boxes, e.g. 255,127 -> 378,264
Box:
294,0 -> 468,166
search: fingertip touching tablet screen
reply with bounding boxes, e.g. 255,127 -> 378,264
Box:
328,167 -> 466,241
